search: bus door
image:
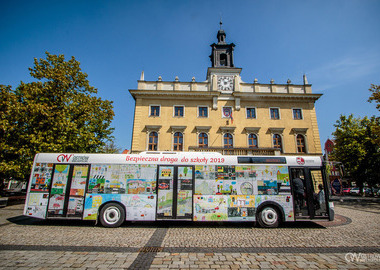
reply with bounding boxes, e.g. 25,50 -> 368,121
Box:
47,164 -> 90,219
290,167 -> 329,219
156,165 -> 194,220
308,167 -> 329,219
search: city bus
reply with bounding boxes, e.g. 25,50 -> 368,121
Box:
24,152 -> 334,228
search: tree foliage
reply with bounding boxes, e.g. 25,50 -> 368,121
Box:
331,84 -> 380,188
0,52 -> 115,180
368,84 -> 380,111
368,84 -> 380,145
101,140 -> 122,154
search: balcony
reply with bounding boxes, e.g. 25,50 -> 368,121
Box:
188,146 -> 281,156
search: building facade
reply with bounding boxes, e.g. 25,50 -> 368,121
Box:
129,26 -> 323,155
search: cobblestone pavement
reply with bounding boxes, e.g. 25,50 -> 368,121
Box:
0,203 -> 379,269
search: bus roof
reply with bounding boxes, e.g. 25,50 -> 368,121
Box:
33,152 -> 323,167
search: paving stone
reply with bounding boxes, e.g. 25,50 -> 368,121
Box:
1,205 -> 380,269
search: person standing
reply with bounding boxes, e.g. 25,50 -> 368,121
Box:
292,173 -> 305,212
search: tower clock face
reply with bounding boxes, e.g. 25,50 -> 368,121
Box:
217,76 -> 233,91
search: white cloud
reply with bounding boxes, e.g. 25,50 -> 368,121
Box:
307,51 -> 380,91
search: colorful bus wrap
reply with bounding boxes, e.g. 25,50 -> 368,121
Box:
24,152 -> 334,227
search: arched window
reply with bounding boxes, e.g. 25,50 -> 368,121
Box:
173,132 -> 183,151
273,134 -> 282,152
224,133 -> 233,148
220,53 -> 227,66
198,133 -> 208,148
297,134 -> 306,153
248,134 -> 258,148
148,132 -> 158,151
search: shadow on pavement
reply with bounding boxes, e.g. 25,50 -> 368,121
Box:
7,215 -> 95,227
7,215 -> 326,229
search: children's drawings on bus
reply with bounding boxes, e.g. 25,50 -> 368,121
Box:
257,180 -> 278,195
194,165 -> 289,196
31,163 -> 53,192
216,166 -> 236,180
195,165 -> 215,180
195,180 -> 216,195
88,165 -> 108,193
69,166 -> 87,196
67,197 -> 84,217
47,194 -> 65,215
180,179 -> 192,190
157,179 -> 170,190
176,190 -> 192,217
50,165 -> 70,195
159,166 -> 173,179
228,207 -> 255,220
238,182 -> 254,195
255,195 -> 294,221
194,194 -> 293,222
248,165 -> 289,186
276,166 -> 289,185
228,195 -> 255,207
157,190 -> 173,216
83,194 -> 121,220
193,195 -> 228,221
178,166 -> 192,179
235,165 -> 256,180
84,193 -> 157,221
195,180 -> 230,195
227,195 -> 256,221
87,164 -> 157,194
125,194 -> 156,221
25,193 -> 49,218
127,179 -> 155,194
196,179 -> 253,196
140,165 -> 157,180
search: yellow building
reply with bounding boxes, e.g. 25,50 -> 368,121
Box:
129,26 -> 322,156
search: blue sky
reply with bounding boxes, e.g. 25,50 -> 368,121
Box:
1,0 -> 379,151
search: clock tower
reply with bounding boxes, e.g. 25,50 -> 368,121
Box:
208,21 -> 242,92
129,21 -> 323,156
210,20 -> 235,68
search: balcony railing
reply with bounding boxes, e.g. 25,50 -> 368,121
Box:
188,146 -> 280,156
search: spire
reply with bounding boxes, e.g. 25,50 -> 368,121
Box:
303,74 -> 308,85
140,70 -> 145,81
217,20 -> 226,44
210,20 -> 235,68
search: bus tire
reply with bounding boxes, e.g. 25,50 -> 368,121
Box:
99,203 -> 125,228
257,206 -> 280,228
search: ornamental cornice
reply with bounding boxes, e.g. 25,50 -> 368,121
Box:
233,92 -> 322,101
129,90 -> 221,99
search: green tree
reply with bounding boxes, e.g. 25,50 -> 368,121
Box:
0,52 -> 115,180
368,84 -> 380,111
0,85 -> 24,179
368,84 -> 380,145
101,140 -> 122,154
331,115 -> 380,190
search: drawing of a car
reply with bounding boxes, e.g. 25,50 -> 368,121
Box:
158,183 -> 169,189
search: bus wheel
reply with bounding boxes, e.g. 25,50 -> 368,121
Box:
257,206 -> 280,228
99,203 -> 125,228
